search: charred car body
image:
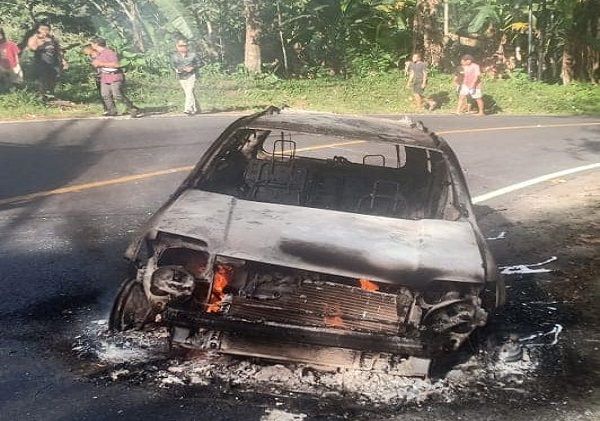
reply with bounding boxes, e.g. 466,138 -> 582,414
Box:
110,107 -> 504,376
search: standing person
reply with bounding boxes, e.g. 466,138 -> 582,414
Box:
27,22 -> 67,98
90,37 -> 140,117
82,45 -> 107,113
0,27 -> 22,90
170,39 -> 201,116
406,53 -> 435,111
456,54 -> 484,115
453,57 -> 471,114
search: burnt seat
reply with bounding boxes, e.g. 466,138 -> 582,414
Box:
243,158 -> 308,205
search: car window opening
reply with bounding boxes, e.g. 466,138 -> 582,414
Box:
198,128 -> 460,221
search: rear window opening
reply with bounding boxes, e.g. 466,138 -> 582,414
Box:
197,129 -> 459,220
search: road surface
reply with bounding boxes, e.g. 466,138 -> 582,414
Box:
0,113 -> 598,420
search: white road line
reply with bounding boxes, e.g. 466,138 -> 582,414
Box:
472,163 -> 600,203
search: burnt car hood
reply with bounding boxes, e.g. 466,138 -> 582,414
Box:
154,189 -> 485,288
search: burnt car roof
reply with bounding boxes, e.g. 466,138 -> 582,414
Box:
246,108 -> 441,149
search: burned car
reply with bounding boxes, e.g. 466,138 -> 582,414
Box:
110,107 -> 504,376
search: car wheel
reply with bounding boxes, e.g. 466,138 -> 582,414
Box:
109,277 -> 154,331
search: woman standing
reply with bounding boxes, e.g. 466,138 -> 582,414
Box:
27,22 -> 67,98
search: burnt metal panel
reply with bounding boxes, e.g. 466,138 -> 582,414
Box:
164,307 -> 428,356
155,189 -> 486,287
249,109 -> 440,149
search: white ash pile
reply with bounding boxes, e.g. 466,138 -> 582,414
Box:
156,357 -> 455,405
72,319 -> 169,365
71,320 -> 541,405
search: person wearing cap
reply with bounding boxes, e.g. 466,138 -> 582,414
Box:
456,54 -> 484,115
170,39 -> 202,116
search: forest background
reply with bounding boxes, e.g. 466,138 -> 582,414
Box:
0,0 -> 598,118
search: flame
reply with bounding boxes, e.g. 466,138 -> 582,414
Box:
358,278 -> 379,292
206,264 -> 233,313
324,314 -> 344,328
323,304 -> 344,328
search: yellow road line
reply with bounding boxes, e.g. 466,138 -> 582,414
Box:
0,141 -> 362,206
294,140 -> 365,153
0,166 -> 194,206
437,121 -> 600,135
1,122 -> 599,206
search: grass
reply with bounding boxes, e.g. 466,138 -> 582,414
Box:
1,67 -> 599,120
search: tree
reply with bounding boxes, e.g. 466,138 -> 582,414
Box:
558,0 -> 599,84
413,0 -> 444,66
244,0 -> 262,73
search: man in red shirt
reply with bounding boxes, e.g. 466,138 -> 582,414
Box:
456,54 -> 484,115
0,27 -> 22,90
91,37 -> 140,117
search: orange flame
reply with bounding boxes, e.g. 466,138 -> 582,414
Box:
323,304 -> 344,328
358,278 -> 379,292
206,264 -> 233,313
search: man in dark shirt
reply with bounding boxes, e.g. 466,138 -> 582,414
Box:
406,53 -> 435,110
27,22 -> 67,98
170,39 -> 201,115
91,37 -> 139,117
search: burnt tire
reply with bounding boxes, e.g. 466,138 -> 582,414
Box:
109,277 -> 153,331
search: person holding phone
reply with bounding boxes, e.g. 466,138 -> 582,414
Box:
27,22 -> 67,98
170,39 -> 202,116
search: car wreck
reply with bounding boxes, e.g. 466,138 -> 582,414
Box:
109,107 -> 505,377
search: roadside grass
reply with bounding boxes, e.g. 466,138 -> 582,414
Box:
1,68 -> 599,120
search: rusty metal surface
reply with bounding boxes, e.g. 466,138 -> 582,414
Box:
229,280 -> 402,335
218,334 -> 431,377
164,307 -> 427,356
155,189 -> 486,287
249,109 -> 440,149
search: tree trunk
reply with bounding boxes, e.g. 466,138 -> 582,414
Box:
244,0 -> 262,73
129,0 -> 145,52
561,45 -> 574,85
276,0 -> 289,76
115,0 -> 145,51
413,0 -> 443,67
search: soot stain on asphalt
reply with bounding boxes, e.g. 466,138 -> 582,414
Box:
13,289 -> 103,321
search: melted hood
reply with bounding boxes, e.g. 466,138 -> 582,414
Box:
154,190 -> 485,288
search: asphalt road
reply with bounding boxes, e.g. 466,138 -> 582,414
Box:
0,113 -> 599,420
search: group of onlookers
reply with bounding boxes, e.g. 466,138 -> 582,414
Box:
0,24 -> 201,117
3,23 -> 488,117
0,23 -> 66,97
406,53 -> 485,115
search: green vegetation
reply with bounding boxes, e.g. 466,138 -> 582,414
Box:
1,69 -> 598,120
1,0 -> 598,120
